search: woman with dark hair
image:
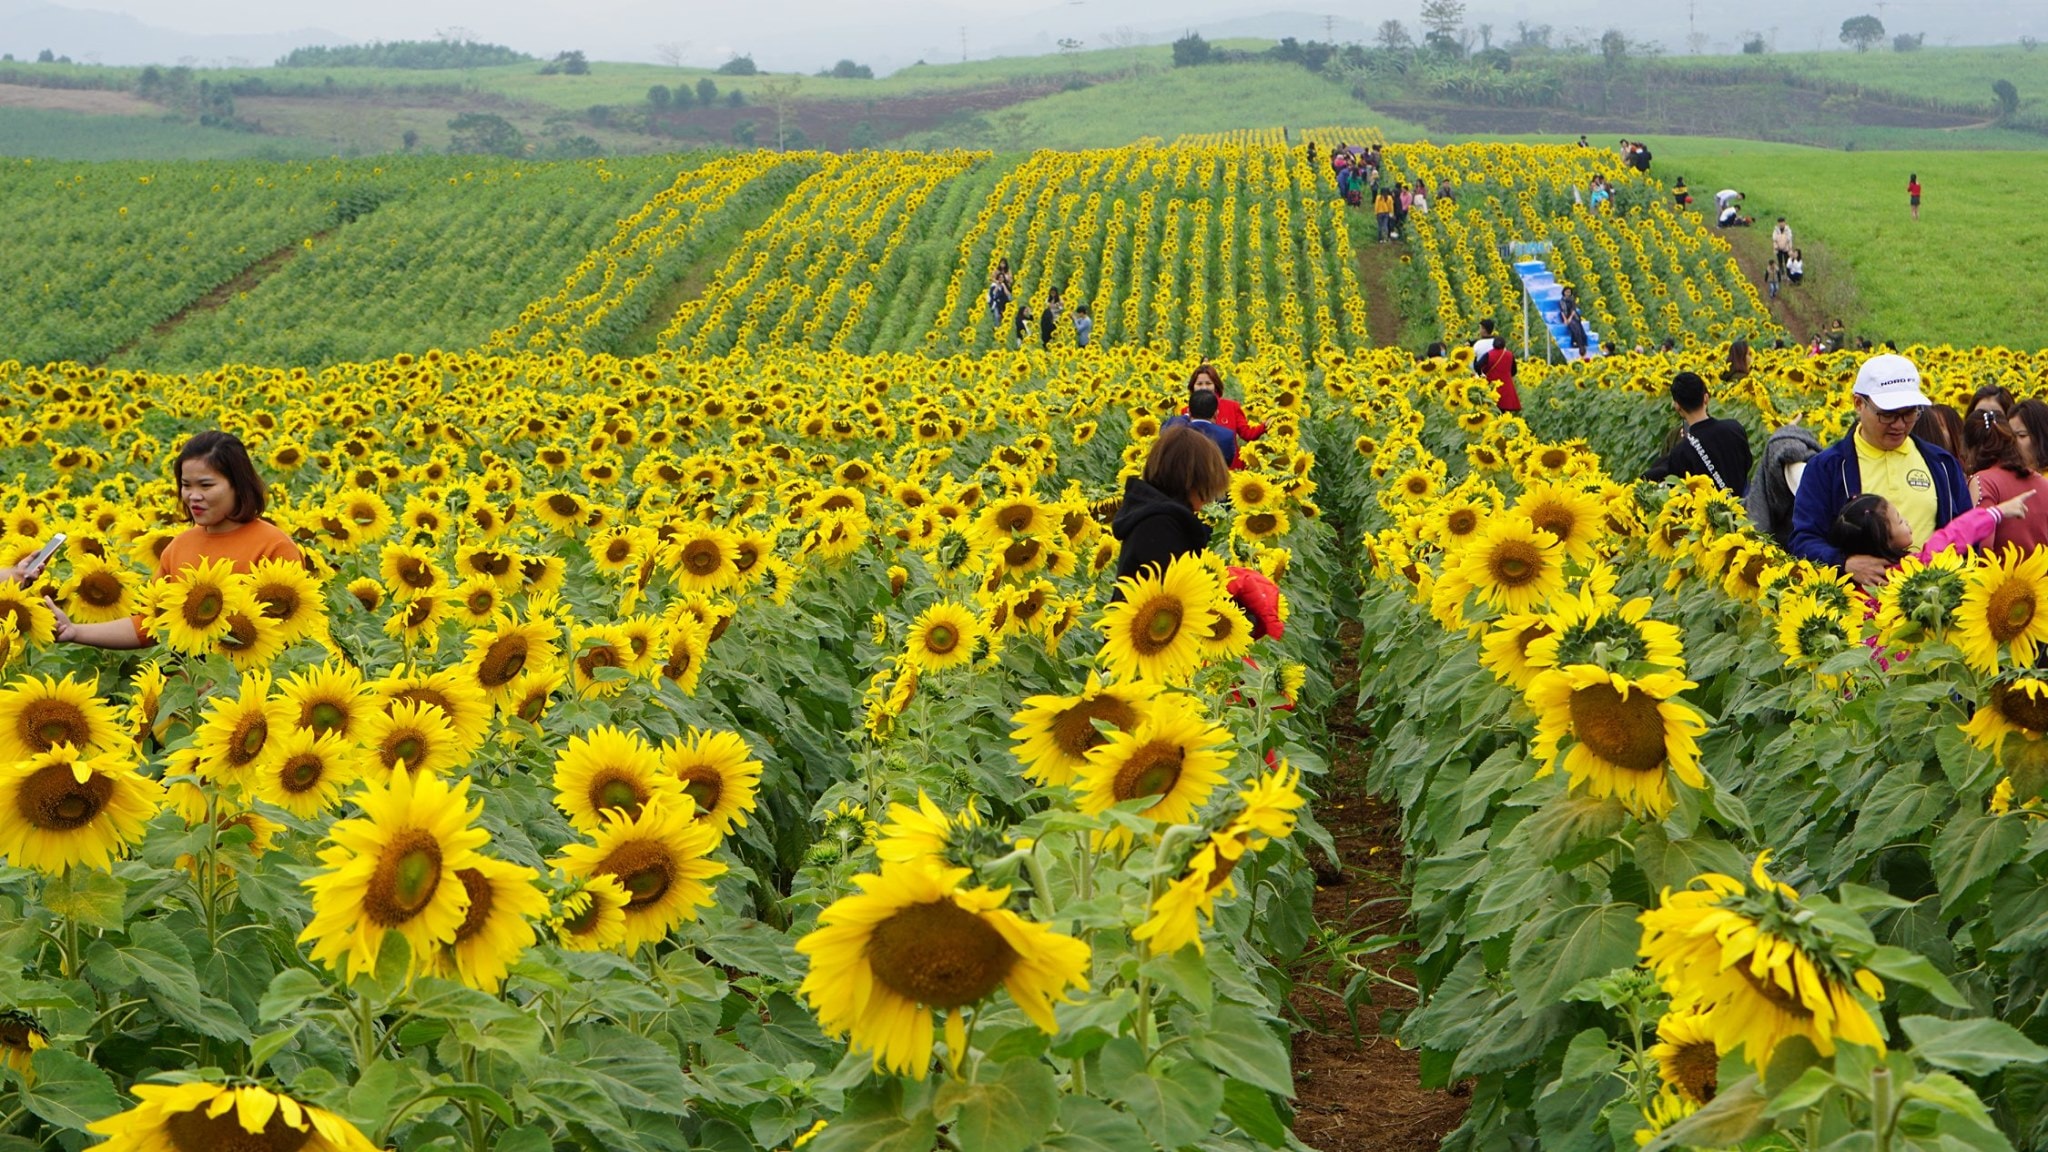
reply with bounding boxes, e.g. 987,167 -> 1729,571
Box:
48,430 -> 302,648
2011,399 -> 2048,471
1968,384 -> 2016,420
1184,364 -> 1265,443
1829,486 -> 2028,571
1912,403 -> 1964,462
1721,339 -> 1751,383
1967,410 -> 2048,555
1112,426 -> 1228,584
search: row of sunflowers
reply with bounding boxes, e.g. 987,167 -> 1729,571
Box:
1334,338 -> 2048,1151
0,344 -> 1345,1152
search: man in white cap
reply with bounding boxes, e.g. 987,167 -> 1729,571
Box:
1788,352 -> 1970,588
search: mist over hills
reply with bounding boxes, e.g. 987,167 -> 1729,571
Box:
0,0 -> 2039,73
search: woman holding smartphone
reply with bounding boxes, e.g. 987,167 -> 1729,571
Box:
6,431 -> 302,649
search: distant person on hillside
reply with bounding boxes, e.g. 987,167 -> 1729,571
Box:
1718,204 -> 1753,229
1644,372 -> 1753,495
1824,319 -> 1848,353
1908,173 -> 1922,220
1306,140 -> 1317,165
1374,186 -> 1396,241
1715,188 -> 1744,213
1765,261 -> 1781,300
1013,298 -> 1028,349
1073,305 -> 1092,348
1589,176 -> 1611,211
1040,288 -> 1062,347
1411,185 -> 1429,214
1577,134 -> 1590,147
1672,176 -> 1691,207
1787,249 -> 1804,285
987,273 -> 1011,325
1424,341 -> 1447,360
1771,218 -> 1794,271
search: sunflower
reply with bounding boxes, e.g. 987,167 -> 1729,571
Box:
570,623 -> 636,696
660,728 -> 762,836
505,669 -> 566,727
552,725 -> 683,832
875,791 -> 994,871
1196,597 -> 1255,662
280,662 -> 369,741
152,557 -> 239,653
667,525 -> 741,593
461,616 -> 558,705
1452,514 -> 1567,616
903,601 -> 981,673
128,660 -> 168,744
1527,664 -> 1708,820
382,589 -> 446,649
300,769 -> 490,983
1010,674 -> 1159,788
377,667 -> 492,755
1525,588 -> 1686,675
796,861 -> 1090,1078
245,557 -> 328,645
1956,547 -> 2048,674
0,1010 -> 47,1079
1232,506 -> 1291,543
0,745 -> 163,873
87,1081 -> 380,1152
426,853 -> 548,994
1775,591 -> 1859,669
1132,838 -> 1235,956
60,555 -> 141,623
1098,557 -> 1223,685
657,618 -> 709,695
1638,852 -> 1887,1068
1633,1087 -> 1699,1149
554,874 -> 631,951
0,581 -> 55,646
1478,612 -> 1555,691
531,489 -> 589,533
358,699 -> 463,779
1074,693 -> 1231,845
1650,1005 -> 1720,1105
254,726 -> 361,818
1873,549 -> 1967,643
0,672 -> 125,760
1515,481 -> 1607,565
551,795 -> 726,950
1228,472 -> 1279,510
1962,670 -> 2048,780
192,670 -> 291,786
214,588 -> 287,671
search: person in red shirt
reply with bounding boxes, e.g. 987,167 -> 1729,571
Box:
1480,344 -> 1520,412
1184,364 -> 1264,446
40,430 -> 302,648
1908,173 -> 1921,221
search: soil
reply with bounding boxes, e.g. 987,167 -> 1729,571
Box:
1353,237 -> 1409,350
1719,230 -> 1825,346
0,81 -> 157,115
1290,620 -> 1468,1152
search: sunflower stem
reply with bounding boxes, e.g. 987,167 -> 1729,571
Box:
1871,1067 -> 1894,1152
462,1048 -> 489,1152
355,986 -> 380,1071
61,905 -> 78,980
1023,843 -> 1056,921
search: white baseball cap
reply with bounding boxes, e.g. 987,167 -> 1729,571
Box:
1852,353 -> 1931,411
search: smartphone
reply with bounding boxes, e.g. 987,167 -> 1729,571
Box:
19,534 -> 66,580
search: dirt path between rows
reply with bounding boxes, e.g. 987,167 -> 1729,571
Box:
102,229 -> 334,364
1352,236 -> 1408,350
1719,228 -> 1822,346
1290,620 -> 1467,1151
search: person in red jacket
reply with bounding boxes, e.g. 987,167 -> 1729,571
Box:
1184,364 -> 1265,447
1480,344 -> 1521,412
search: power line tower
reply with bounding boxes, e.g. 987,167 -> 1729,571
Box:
1324,14 -> 1335,39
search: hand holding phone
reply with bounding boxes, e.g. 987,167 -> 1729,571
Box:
19,534 -> 66,581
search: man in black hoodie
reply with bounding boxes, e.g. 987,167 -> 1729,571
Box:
1111,425 -> 1230,585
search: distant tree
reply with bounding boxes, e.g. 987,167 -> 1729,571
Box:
1475,47 -> 1512,71
1476,23 -> 1494,50
647,84 -> 672,107
1301,40 -> 1335,71
732,119 -> 756,145
849,120 -> 879,148
824,59 -> 873,79
447,111 -> 524,155
1742,33 -> 1768,54
696,77 -> 718,105
1839,15 -> 1885,52
1892,33 -> 1923,51
1993,78 -> 2020,120
671,84 -> 694,108
717,54 -> 758,75
587,105 -> 613,127
36,49 -> 54,63
1419,0 -> 1467,53
2023,36 -> 2040,53
1171,32 -> 1212,66
725,90 -> 745,107
277,39 -> 531,69
653,41 -> 688,68
401,128 -> 419,150
1513,21 -> 1552,50
1376,20 -> 1413,52
1600,28 -> 1630,66
1057,38 -> 1083,53
756,76 -> 801,149
539,50 -> 589,74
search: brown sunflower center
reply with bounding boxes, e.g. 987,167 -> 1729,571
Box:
592,774 -> 648,820
221,612 -> 260,653
1130,595 -> 1185,655
1567,682 -> 1669,774
546,494 -> 581,517
477,635 -> 528,688
1050,695 -> 1139,760
254,584 -> 300,621
577,645 -> 623,679
678,769 -> 722,816
1112,739 -> 1184,802
451,867 -> 495,944
364,830 -> 443,926
1207,609 -> 1241,643
1446,509 -> 1479,536
17,761 -> 111,830
1989,580 -> 2038,644
1995,684 -> 2048,734
1003,539 -> 1041,568
233,715 -> 269,765
306,700 -> 347,735
183,585 -> 225,628
1669,1039 -> 1719,1104
383,730 -> 428,772
78,571 -> 125,608
1245,513 -> 1280,536
682,541 -> 722,576
279,753 -> 326,794
1488,540 -> 1542,587
924,623 -> 959,656
865,897 -> 1019,1010
165,1104 -> 313,1152
19,698 -> 89,753
600,840 -> 675,909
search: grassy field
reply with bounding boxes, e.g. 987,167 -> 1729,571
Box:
1681,45 -> 2048,118
0,107 -> 325,159
1653,139 -> 2046,350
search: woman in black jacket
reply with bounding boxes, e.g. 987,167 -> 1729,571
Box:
1112,425 -> 1230,584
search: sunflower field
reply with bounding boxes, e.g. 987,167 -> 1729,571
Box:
2,135 -> 2047,1152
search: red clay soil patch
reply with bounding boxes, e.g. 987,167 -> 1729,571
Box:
638,83 -> 1064,150
1291,622 -> 1467,1152
0,82 -> 157,115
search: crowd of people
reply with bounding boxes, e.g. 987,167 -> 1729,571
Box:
1317,141 -> 1453,241
1642,352 -> 2048,593
987,259 -> 1094,348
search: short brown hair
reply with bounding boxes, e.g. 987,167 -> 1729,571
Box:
174,430 -> 267,523
1186,363 -> 1225,395
1143,425 -> 1230,506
